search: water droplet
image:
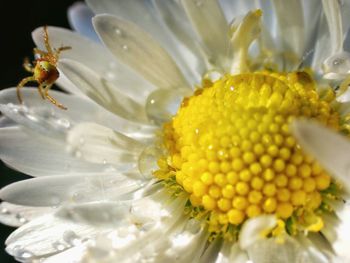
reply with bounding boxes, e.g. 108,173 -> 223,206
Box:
14,248 -> 34,261
1,208 -> 9,214
50,196 -> 61,206
122,44 -> 128,51
138,146 -> 163,179
204,69 -> 223,82
75,150 -> 82,158
184,219 -> 201,234
102,159 -> 107,165
55,118 -> 71,129
145,89 -> 190,125
333,58 -> 343,66
52,241 -> 66,251
15,213 -> 27,224
63,230 -> 81,246
195,0 -> 203,7
115,28 -> 122,35
79,137 -> 85,145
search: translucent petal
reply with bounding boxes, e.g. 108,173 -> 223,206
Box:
56,202 -> 130,227
291,120 -> 350,192
93,14 -> 190,90
322,0 -> 343,53
87,0 -> 204,85
0,87 -> 156,140
5,214 -> 99,258
0,202 -> 52,227
180,0 -> 229,68
0,172 -> 143,207
239,215 -> 277,250
272,0 -> 305,65
59,59 -> 149,124
67,122 -> 144,167
67,2 -> 99,42
0,127 -> 106,177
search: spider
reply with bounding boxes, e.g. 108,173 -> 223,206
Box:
16,25 -> 71,110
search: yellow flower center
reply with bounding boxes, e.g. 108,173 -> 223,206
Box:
155,71 -> 342,239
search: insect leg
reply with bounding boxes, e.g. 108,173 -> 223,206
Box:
43,84 -> 67,110
16,76 -> 36,104
37,83 -> 45,100
43,25 -> 54,54
23,57 -> 34,73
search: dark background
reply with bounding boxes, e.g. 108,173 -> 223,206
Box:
0,0 -> 78,261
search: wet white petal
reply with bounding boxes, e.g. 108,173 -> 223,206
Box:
56,202 -> 130,227
180,0 -> 229,68
0,202 -> 52,227
93,14 -> 190,90
0,127 -> 106,177
87,0 -> 203,85
0,88 -> 156,140
67,122 -> 144,167
239,215 -> 277,250
0,173 -> 142,207
247,236 -> 317,263
322,0 -> 343,54
43,245 -> 86,263
291,120 -> 350,191
153,0 -> 209,80
68,2 -> 99,42
59,59 -> 149,123
5,214 -> 98,258
272,0 -> 305,61
230,10 -> 262,73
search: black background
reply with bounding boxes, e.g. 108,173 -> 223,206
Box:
0,0 -> 77,261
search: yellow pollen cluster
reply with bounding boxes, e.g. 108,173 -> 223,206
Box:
159,71 -> 340,233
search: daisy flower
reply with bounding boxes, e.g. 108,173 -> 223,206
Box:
1,0 -> 350,262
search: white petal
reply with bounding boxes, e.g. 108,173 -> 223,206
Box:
291,120 -> 350,192
322,0 -> 343,53
0,88 -> 156,140
59,59 -> 149,123
239,215 -> 277,250
43,245 -> 86,263
56,202 -> 130,227
0,202 -> 52,227
247,236 -> 317,263
0,173 -> 143,207
5,214 -> 99,258
153,0 -> 209,78
230,10 -> 263,73
93,14 -> 190,90
180,0 -> 229,68
67,122 -> 144,167
330,204 -> 350,261
67,2 -> 99,42
0,127 -> 106,177
32,26 -> 154,103
87,0 -> 204,85
272,0 -> 305,61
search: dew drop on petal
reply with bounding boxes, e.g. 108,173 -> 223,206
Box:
52,241 -> 66,251
63,230 -> 81,246
50,195 -> 61,206
145,89 -> 188,125
138,146 -> 163,179
115,28 -> 122,36
1,208 -> 9,214
14,248 -> 34,261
